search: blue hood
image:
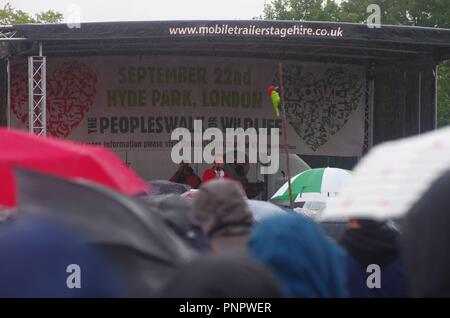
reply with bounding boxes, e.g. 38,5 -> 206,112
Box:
249,213 -> 348,298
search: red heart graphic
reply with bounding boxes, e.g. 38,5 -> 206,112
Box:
11,61 -> 97,138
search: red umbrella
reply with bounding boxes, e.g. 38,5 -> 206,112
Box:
0,128 -> 149,207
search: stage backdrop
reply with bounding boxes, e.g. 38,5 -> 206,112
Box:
10,56 -> 365,179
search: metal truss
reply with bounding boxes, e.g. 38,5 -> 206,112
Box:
28,56 -> 47,136
0,29 -> 17,39
0,27 -> 26,41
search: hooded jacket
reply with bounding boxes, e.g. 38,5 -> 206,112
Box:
192,179 -> 253,253
249,214 -> 348,298
340,220 -> 408,298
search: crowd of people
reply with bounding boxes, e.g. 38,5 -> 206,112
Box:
169,158 -> 232,189
1,168 -> 449,297
169,156 -> 264,198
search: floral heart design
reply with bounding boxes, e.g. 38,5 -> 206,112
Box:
11,61 -> 97,138
280,65 -> 363,151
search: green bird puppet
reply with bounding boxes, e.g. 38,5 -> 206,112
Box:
267,85 -> 280,118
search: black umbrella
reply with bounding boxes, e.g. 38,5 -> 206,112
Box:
147,180 -> 191,195
138,194 -> 211,252
14,168 -> 196,297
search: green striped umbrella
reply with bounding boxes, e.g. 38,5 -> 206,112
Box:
271,167 -> 352,203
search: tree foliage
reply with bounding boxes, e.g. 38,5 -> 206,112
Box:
35,10 -> 64,24
261,0 -> 450,127
262,0 -> 450,27
437,63 -> 450,127
262,0 -> 341,21
0,2 -> 63,25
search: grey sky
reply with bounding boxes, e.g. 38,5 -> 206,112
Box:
6,0 -> 269,22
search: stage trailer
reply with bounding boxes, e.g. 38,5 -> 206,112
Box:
1,21 -> 450,185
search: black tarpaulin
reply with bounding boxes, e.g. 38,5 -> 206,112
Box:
8,20 -> 450,63
11,20 -> 450,44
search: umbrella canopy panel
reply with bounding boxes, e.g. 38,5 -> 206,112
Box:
0,128 -> 149,207
322,126 -> 450,221
272,167 -> 352,202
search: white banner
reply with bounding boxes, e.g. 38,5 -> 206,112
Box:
10,56 -> 365,179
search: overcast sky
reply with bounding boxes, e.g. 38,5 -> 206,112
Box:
7,0 -> 269,22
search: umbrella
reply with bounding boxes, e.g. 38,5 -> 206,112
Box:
246,199 -> 288,222
180,189 -> 200,201
138,194 -> 211,251
271,168 -> 352,204
14,168 -> 196,296
0,128 -> 149,207
148,180 -> 192,195
0,215 -> 124,297
321,126 -> 450,221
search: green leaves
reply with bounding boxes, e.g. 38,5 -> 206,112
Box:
437,62 -> 450,127
262,0 -> 450,27
35,10 -> 64,24
263,0 -> 340,21
0,2 -> 63,25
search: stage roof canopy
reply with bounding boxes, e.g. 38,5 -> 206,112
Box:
2,20 -> 450,64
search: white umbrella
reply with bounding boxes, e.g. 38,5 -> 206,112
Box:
321,126 -> 450,221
